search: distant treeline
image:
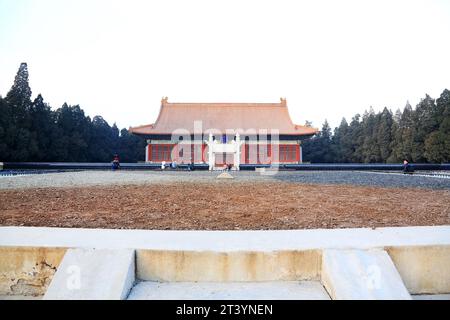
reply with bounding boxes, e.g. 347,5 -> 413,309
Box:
0,63 -> 145,162
1,63 -> 449,163
302,89 -> 450,163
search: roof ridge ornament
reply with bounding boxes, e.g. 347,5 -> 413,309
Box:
161,96 -> 169,105
280,97 -> 287,106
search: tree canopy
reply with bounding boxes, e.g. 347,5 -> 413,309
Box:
0,63 -> 449,163
0,63 -> 145,162
303,89 -> 450,163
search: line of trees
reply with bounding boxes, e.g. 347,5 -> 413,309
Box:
0,63 -> 145,162
303,89 -> 450,163
1,63 -> 449,163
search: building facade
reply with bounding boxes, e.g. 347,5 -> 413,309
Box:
129,97 -> 317,169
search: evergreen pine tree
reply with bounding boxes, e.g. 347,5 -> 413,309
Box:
424,89 -> 450,162
4,63 -> 35,161
302,120 -> 334,163
332,118 -> 351,162
412,94 -> 437,162
0,96 -> 9,160
376,107 -> 394,162
29,94 -> 57,161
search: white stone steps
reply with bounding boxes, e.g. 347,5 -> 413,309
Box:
321,249 -> 411,300
127,281 -> 330,300
43,248 -> 135,300
1,227 -> 448,299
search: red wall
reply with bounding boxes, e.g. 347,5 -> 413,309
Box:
242,144 -> 300,164
147,143 -> 300,164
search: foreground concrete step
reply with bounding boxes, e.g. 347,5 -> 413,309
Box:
412,294 -> 450,300
386,245 -> 450,294
127,281 -> 330,300
136,249 -> 321,282
321,249 -> 411,300
0,295 -> 42,300
2,226 -> 449,253
44,248 -> 135,300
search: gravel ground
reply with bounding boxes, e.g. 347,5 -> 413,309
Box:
0,170 -> 449,190
1,170 -> 449,230
273,171 -> 450,190
1,182 -> 449,230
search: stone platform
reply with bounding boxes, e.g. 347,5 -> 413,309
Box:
0,226 -> 449,300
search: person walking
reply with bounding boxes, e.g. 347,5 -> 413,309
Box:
111,154 -> 120,171
402,159 -> 413,174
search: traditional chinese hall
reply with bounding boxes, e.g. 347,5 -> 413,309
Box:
130,97 -> 317,170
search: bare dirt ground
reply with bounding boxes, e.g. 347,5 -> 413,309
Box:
1,182 -> 449,230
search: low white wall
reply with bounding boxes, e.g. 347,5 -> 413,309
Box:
387,245 -> 450,294
0,246 -> 67,296
0,226 -> 449,298
136,250 -> 321,282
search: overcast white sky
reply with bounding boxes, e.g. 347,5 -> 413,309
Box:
1,0 -> 449,130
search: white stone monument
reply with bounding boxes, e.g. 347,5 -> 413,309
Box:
205,133 -> 244,171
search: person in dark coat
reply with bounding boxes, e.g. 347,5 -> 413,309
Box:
112,154 -> 120,171
402,159 -> 413,174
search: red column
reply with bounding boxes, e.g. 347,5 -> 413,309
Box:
240,144 -> 246,164
201,144 -> 206,163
